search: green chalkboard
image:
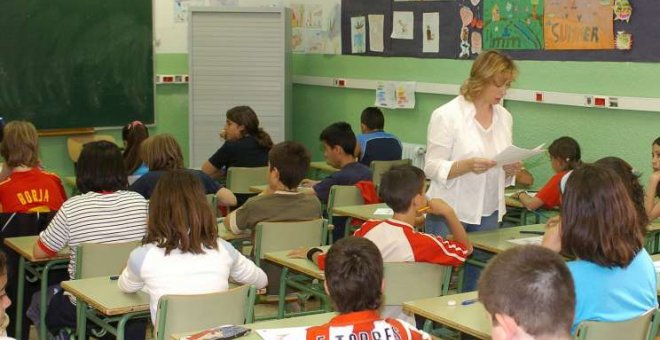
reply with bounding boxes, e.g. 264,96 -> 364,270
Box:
0,0 -> 154,129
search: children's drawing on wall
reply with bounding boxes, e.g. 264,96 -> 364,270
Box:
422,12 -> 440,53
174,0 -> 206,23
368,15 -> 385,52
483,0 -> 544,50
391,11 -> 414,39
457,0 -> 483,58
351,16 -> 366,53
613,0 -> 632,22
544,0 -> 614,49
615,30 -> 632,50
290,1 -> 341,54
374,81 -> 416,109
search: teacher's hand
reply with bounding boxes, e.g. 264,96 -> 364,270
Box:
502,161 -> 523,177
465,158 -> 497,174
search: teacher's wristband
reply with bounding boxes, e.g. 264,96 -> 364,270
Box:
306,247 -> 323,262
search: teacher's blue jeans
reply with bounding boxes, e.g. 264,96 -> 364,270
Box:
425,211 -> 499,292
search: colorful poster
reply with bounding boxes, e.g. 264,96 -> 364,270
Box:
374,81 -> 416,109
457,0 -> 483,58
351,16 -> 366,53
544,0 -> 614,50
422,13 -> 440,53
289,0 -> 341,54
483,0 -> 544,50
368,15 -> 385,52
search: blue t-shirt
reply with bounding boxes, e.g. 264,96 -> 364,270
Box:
131,163 -> 149,176
130,169 -> 222,199
356,131 -> 402,166
568,249 -> 658,333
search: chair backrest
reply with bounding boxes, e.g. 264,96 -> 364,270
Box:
382,262 -> 451,305
574,308 -> 659,340
370,159 -> 413,189
253,219 -> 325,266
225,166 -> 268,194
67,134 -> 117,163
327,185 -> 364,220
74,240 -> 141,279
155,285 -> 255,340
360,138 -> 403,166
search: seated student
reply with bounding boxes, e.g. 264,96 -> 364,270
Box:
595,157 -> 649,236
355,107 -> 402,166
118,169 -> 268,328
224,141 -> 322,294
0,251 -> 12,339
513,136 -> 581,210
294,164 -> 471,321
301,122 -> 372,241
302,236 -> 430,339
0,121 -> 66,213
122,120 -> 149,177
202,105 -> 273,179
130,134 -> 236,205
645,137 -> 660,221
542,164 -> 658,333
32,141 -> 149,339
479,245 -> 575,340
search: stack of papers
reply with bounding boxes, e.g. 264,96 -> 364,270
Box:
494,144 -> 545,165
373,208 -> 394,216
507,236 -> 543,246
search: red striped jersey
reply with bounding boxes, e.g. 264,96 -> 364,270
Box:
304,310 -> 430,340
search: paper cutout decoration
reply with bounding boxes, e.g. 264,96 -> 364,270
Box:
368,15 -> 385,52
613,0 -> 632,22
615,31 -> 633,50
391,11 -> 414,40
459,27 -> 471,58
471,31 -> 483,54
423,12 -> 440,53
460,6 -> 474,27
544,0 -> 614,50
290,1 -> 342,54
471,0 -> 481,6
483,0 -> 544,50
374,81 -> 416,109
351,16 -> 366,53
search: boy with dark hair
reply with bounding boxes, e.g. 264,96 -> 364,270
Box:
225,141 -> 322,293
294,165 -> 471,321
303,237 -> 430,340
355,107 -> 402,166
301,122 -> 371,241
479,245 -> 575,340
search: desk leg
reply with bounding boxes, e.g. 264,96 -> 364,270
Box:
75,299 -> 87,340
39,260 -> 67,340
15,257 -> 26,340
277,267 -> 289,319
116,314 -> 132,340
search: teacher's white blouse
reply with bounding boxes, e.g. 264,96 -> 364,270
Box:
424,95 -> 514,225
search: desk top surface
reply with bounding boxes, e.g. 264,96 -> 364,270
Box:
332,203 -> 389,221
469,224 -> 545,254
4,235 -> 69,262
264,247 -> 328,281
61,276 -> 149,316
171,312 -> 336,339
217,224 -> 251,241
403,291 -> 489,339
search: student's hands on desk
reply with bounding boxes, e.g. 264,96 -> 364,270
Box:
300,179 -> 319,188
287,247 -> 309,259
541,216 -> 562,253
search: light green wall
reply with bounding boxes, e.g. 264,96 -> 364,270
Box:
37,52 -> 660,192
291,55 -> 660,189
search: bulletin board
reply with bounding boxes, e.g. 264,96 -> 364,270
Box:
341,0 -> 660,62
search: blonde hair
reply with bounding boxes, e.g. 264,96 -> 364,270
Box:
460,50 -> 518,102
0,121 -> 39,167
140,134 -> 184,171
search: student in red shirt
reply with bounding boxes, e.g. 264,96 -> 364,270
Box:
0,121 -> 66,213
303,236 -> 430,340
513,136 -> 581,210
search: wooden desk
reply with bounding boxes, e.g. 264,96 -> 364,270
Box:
171,312 -> 337,339
331,203 -> 390,221
403,291 -> 490,339
61,276 -> 150,340
5,236 -> 69,340
310,161 -> 339,174
469,224 -> 545,255
264,248 -> 329,318
249,185 -> 267,193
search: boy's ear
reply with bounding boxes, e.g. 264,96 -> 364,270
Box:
494,313 -> 520,339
